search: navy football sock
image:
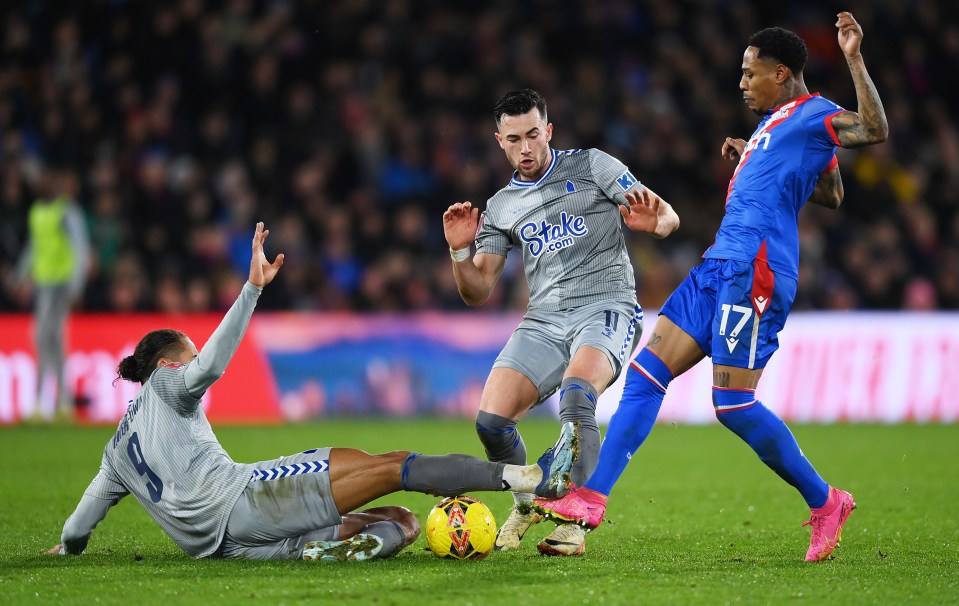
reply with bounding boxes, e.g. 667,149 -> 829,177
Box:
584,349 -> 672,496
713,388 -> 829,508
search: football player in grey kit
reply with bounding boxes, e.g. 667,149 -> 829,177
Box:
47,223 -> 577,562
443,89 -> 680,555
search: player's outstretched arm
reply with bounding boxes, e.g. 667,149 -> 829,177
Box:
184,222 -> 284,396
807,165 -> 844,209
443,201 -> 506,306
620,187 -> 679,239
830,12 -> 889,148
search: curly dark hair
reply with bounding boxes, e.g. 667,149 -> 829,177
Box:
116,329 -> 188,385
748,27 -> 808,75
493,88 -> 547,125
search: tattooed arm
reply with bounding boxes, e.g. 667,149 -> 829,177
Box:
807,165 -> 844,209
830,12 -> 889,148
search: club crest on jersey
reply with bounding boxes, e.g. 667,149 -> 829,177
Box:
520,211 -> 588,257
768,106 -> 792,122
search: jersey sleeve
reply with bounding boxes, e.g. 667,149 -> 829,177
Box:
150,364 -> 201,415
588,149 -> 645,204
473,207 -> 511,257
182,280 -> 261,400
802,98 -> 846,147
61,462 -> 129,554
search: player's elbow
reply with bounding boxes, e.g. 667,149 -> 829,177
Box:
827,177 -> 846,210
460,292 -> 490,307
832,187 -> 845,210
869,119 -> 889,144
457,280 -> 495,307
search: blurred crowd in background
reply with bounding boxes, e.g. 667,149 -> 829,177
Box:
1,0 -> 957,314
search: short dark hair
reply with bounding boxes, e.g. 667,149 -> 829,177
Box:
116,329 -> 188,384
748,27 -> 808,75
493,88 -> 547,125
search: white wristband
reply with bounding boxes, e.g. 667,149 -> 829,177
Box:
449,247 -> 471,262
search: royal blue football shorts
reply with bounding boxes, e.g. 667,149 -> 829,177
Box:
659,256 -> 797,370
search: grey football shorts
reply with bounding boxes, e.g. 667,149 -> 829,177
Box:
220,447 -> 342,560
493,299 -> 643,403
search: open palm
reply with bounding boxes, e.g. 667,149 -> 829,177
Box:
249,222 -> 285,288
620,188 -> 661,234
443,201 -> 479,250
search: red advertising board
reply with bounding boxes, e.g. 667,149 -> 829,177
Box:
0,314 -> 280,424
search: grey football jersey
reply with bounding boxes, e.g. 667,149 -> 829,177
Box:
475,148 -> 642,311
60,282 -> 261,558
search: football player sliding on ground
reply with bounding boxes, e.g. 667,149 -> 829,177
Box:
47,222 -> 577,562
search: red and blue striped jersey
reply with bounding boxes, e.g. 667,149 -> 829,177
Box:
705,93 -> 844,279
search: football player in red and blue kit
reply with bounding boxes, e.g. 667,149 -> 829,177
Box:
535,11 -> 888,562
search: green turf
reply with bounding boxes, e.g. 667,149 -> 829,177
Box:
2,420 -> 957,605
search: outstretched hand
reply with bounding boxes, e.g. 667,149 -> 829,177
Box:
248,222 -> 284,288
443,201 -> 479,251
836,11 -> 863,58
620,187 -> 661,234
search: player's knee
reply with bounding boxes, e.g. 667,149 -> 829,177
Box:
474,410 -> 517,445
383,505 -> 420,545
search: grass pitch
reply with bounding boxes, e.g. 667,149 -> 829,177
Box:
2,420 -> 957,605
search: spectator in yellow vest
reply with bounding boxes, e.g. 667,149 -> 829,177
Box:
16,165 -> 90,421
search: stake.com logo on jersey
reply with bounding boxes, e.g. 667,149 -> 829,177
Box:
520,211 -> 588,257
